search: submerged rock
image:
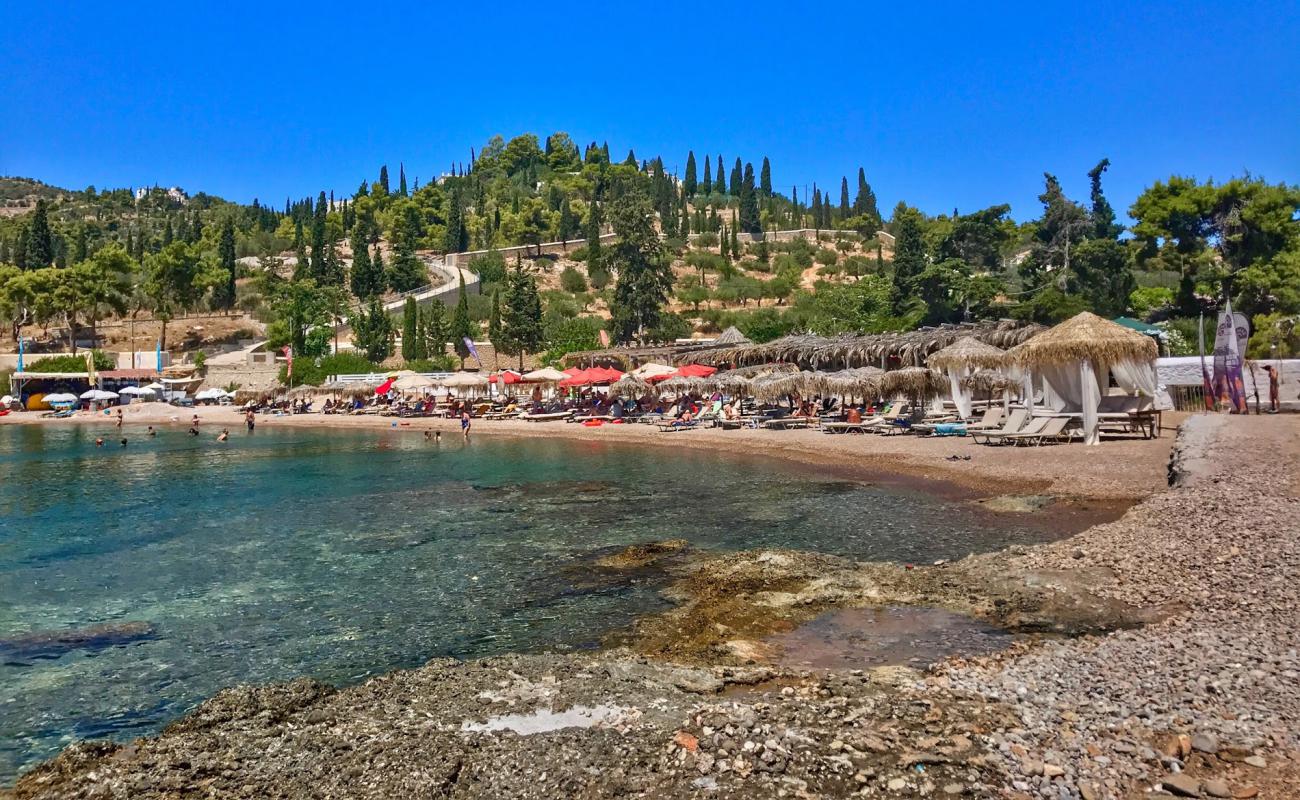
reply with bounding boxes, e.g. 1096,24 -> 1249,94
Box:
0,621 -> 158,662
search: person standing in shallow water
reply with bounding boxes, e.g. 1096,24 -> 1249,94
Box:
245,409 -> 256,433
460,408 -> 471,439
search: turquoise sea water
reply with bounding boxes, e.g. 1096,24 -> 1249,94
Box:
0,424 -> 1055,782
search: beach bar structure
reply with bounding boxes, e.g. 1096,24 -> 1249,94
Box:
7,372 -> 94,410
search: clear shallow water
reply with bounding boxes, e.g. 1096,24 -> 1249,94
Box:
0,425 -> 1055,781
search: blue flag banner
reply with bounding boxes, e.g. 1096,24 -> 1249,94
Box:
463,337 -> 482,366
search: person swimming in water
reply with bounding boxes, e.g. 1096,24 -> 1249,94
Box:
95,436 -> 104,447
217,429 -> 229,442
147,426 -> 156,437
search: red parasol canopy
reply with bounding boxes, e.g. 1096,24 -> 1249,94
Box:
559,366 -> 625,387
489,370 -> 523,384
375,378 -> 395,395
672,364 -> 717,379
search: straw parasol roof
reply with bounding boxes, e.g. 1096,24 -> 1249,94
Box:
608,375 -> 652,398
712,326 -> 751,346
287,385 -> 317,398
441,372 -> 489,388
1005,312 -> 1158,368
926,336 -> 1007,371
689,320 -> 1043,369
522,367 -> 568,383
814,367 -> 884,397
342,381 -> 379,397
963,369 -> 1018,394
749,372 -> 803,402
877,367 -> 947,398
658,376 -> 706,395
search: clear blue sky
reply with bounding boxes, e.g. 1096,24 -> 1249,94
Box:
3,1 -> 1297,222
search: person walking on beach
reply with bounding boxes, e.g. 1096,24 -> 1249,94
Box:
1263,365 -> 1280,413
460,409 -> 471,439
191,414 -> 200,427
115,409 -> 123,428
245,409 -> 256,433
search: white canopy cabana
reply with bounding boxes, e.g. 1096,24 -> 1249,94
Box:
925,337 -> 1007,420
1005,312 -> 1159,445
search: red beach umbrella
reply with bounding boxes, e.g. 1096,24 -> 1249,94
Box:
375,378 -> 395,395
672,364 -> 717,379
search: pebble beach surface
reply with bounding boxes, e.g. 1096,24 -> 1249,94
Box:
6,414 -> 1297,799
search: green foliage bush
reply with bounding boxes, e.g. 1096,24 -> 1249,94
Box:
468,250 -> 507,284
405,355 -> 457,372
1128,286 -> 1174,319
559,266 -> 588,293
694,231 -> 719,248
25,350 -> 116,372
814,247 -> 839,266
281,351 -> 378,386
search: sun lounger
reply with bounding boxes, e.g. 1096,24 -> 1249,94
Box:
973,414 -> 1049,445
1003,415 -> 1074,446
967,409 -> 1030,444
762,416 -> 817,430
821,421 -> 867,434
520,411 -> 573,422
913,407 -> 1005,435
657,419 -> 699,432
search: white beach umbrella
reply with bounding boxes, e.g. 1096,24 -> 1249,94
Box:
521,367 -> 567,383
394,374 -> 438,391
80,389 -> 119,401
145,382 -> 165,391
195,387 -> 228,400
630,362 -> 676,381
1,395 -> 12,405
44,393 -> 79,404
440,372 -> 489,388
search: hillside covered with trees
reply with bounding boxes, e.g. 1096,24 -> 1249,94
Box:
1,132 -> 1297,386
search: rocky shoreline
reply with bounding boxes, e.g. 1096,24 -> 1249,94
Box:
8,415 -> 1297,799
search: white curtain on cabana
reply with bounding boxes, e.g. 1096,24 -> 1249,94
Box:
946,365 -> 972,420
1038,363 -> 1083,413
1107,358 -> 1158,397
1079,359 -> 1102,445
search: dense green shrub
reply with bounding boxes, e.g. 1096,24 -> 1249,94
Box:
468,250 -> 507,284
25,350 -> 116,372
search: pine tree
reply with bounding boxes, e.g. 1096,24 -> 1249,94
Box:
398,163 -> 408,197
714,155 -> 726,195
623,149 -> 638,167
608,190 -> 672,343
684,151 -> 698,197
352,298 -> 394,362
839,177 -> 851,220
730,158 -> 742,198
377,165 -> 390,196
450,273 -> 474,367
702,156 -> 713,196
162,218 -> 175,247
1088,158 -> 1122,239
760,157 -> 772,197
214,216 -> 237,310
389,211 -> 427,292
401,296 -> 420,361
739,163 -> 761,235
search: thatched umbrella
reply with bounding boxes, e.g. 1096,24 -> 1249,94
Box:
963,369 -> 1018,394
877,367 -> 947,400
394,374 -> 438,392
658,376 -> 705,395
608,374 -> 652,399
925,336 -> 1007,419
1004,312 -> 1159,445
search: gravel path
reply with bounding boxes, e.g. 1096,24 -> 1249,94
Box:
940,414 -> 1299,799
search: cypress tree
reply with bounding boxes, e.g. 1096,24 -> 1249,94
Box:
720,223 -> 730,260
679,193 -> 690,235
310,191 -> 329,282
760,157 -> 772,197
349,227 -> 382,298
450,273 -> 474,367
739,163 -> 761,235
401,296 -> 419,361
890,209 -> 927,314
15,228 -> 28,270
558,197 -> 577,244
730,158 -> 742,198
683,151 -> 698,197
501,259 -> 544,370
714,155 -> 726,195
215,216 -> 237,310
839,177 -> 851,220
585,200 -> 603,259
377,165 -> 390,195
398,163 -> 408,196
623,149 -> 638,167
423,301 -> 446,359
487,288 -> 502,350
730,221 -> 741,256
702,157 -> 712,196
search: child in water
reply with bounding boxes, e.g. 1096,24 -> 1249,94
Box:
217,429 -> 229,442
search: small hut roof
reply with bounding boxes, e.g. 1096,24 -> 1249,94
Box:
1005,312 -> 1158,368
878,367 -> 947,398
658,376 -> 706,395
925,336 -> 1006,371
712,326 -> 752,346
